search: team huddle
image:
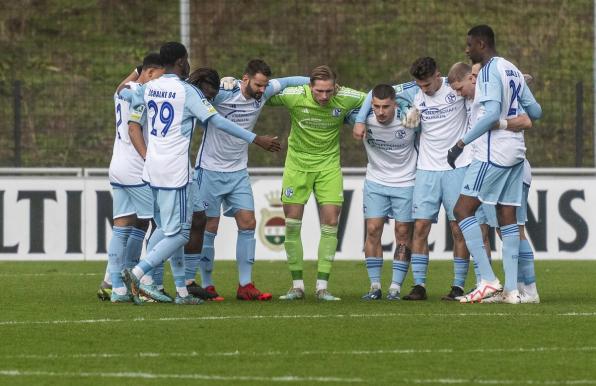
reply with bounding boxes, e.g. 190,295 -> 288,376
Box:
97,24 -> 542,305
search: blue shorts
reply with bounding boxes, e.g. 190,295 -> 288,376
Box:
412,167 -> 466,222
461,160 -> 523,206
476,203 -> 498,227
111,184 -> 153,220
152,183 -> 194,236
517,183 -> 530,225
193,168 -> 254,218
363,179 -> 414,222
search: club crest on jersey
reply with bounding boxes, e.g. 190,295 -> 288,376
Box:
395,129 -> 407,139
284,187 -> 294,198
202,201 -> 209,209
445,92 -> 457,104
332,108 -> 342,117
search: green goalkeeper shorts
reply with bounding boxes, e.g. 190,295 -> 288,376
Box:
281,167 -> 343,205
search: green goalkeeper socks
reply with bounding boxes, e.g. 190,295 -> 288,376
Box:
317,224 -> 338,280
284,218 -> 303,279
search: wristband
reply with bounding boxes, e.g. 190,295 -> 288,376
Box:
498,119 -> 507,130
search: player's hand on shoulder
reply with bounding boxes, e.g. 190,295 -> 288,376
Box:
220,76 -> 237,91
253,135 -> 281,152
353,122 -> 366,140
401,107 -> 420,129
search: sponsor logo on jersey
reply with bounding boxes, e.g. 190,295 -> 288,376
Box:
332,108 -> 342,117
445,92 -> 457,104
258,191 -> 286,251
202,98 -> 217,113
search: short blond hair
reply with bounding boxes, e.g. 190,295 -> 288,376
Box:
310,65 -> 337,84
447,62 -> 472,84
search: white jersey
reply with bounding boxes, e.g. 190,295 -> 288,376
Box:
414,78 -> 469,170
109,82 -> 147,186
472,57 -> 527,166
130,74 -> 217,188
196,79 -> 282,172
363,110 -> 417,187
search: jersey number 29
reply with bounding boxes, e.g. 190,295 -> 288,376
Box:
148,100 -> 174,137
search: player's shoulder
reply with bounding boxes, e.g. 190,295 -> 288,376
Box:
336,86 -> 364,99
393,81 -> 417,94
278,85 -> 306,96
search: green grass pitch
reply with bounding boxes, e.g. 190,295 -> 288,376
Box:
0,260 -> 595,385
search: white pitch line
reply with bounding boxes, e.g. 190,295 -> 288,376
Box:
1,371 -> 595,385
2,346 -> 596,361
405,379 -> 596,385
0,312 -> 555,326
0,272 -> 101,277
0,369 -> 363,383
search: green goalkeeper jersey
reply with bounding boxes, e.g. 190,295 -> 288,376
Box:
267,85 -> 365,171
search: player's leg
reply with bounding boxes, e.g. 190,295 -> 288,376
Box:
225,169 -> 271,301
494,162 -> 525,303
123,184 -> 154,270
518,225 -> 539,303
441,167 -> 470,301
186,168 -> 223,300
405,170 -> 441,300
122,185 -> 198,305
106,186 -> 136,302
279,168 -> 312,300
455,160 -> 500,302
361,180 -> 390,300
388,185 -> 414,300
313,167 -> 343,301
362,218 -> 384,300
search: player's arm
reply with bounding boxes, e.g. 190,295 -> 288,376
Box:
447,100 -> 500,168
518,86 -> 542,121
503,114 -> 532,133
187,84 -> 280,151
127,85 -> 148,159
263,76 -> 310,99
116,66 -> 141,94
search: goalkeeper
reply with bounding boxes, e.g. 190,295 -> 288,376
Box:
267,65 -> 365,301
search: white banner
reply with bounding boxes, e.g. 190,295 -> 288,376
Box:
0,172 -> 594,260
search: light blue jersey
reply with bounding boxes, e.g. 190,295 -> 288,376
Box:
129,74 -> 257,189
464,57 -> 541,167
196,76 -> 309,172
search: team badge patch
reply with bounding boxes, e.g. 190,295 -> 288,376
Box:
445,92 -> 457,104
284,187 -> 294,198
395,129 -> 407,139
259,191 -> 286,251
202,98 -> 217,113
332,108 -> 342,117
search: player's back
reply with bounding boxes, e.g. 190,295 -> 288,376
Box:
473,57 -> 527,167
142,75 -> 194,188
109,82 -> 147,186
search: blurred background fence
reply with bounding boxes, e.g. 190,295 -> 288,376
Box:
0,0 -> 593,168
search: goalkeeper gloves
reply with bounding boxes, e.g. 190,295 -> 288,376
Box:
220,76 -> 237,91
447,143 -> 464,169
401,107 -> 420,129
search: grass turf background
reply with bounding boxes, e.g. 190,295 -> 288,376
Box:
0,260 -> 595,385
